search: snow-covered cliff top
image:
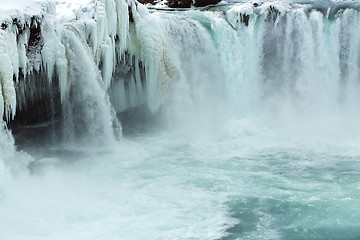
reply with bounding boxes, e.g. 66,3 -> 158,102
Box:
0,0 -> 358,23
0,0 -> 96,23
0,0 -> 45,22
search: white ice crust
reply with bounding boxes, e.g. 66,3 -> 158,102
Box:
0,0 -> 356,122
0,0 -> 182,121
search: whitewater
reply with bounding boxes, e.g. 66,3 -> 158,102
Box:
0,0 -> 360,239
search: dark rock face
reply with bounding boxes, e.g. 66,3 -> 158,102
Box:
266,5 -> 281,23
137,0 -> 157,4
167,0 -> 192,8
28,17 -> 42,50
167,0 -> 221,8
138,0 -> 221,8
193,0 -> 221,7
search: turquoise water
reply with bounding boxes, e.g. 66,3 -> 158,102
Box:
1,1 -> 360,239
1,115 -> 360,239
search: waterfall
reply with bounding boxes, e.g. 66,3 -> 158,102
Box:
1,0 -> 360,167
1,1 -> 360,239
158,3 -> 360,122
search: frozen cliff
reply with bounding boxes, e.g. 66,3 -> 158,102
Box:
0,0 -> 180,138
1,0 -> 360,155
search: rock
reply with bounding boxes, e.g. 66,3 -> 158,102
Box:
167,0 -> 221,8
136,0 -> 221,8
137,0 -> 157,4
193,0 -> 221,7
266,5 -> 281,23
167,0 -> 192,8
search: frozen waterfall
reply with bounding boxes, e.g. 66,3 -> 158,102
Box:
1,1 -> 360,239
1,0 -> 360,170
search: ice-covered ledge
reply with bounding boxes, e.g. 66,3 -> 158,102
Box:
0,0 -> 45,22
2,0 -> 360,129
0,0 -> 180,129
0,0 -> 97,22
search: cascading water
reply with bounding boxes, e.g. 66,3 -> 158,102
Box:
160,2 -> 360,121
1,1 -> 360,239
61,29 -> 120,142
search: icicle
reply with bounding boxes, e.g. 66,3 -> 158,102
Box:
17,32 -> 28,79
41,15 -> 68,101
101,36 -> 115,89
0,30 -> 17,121
131,2 -> 180,113
106,0 -> 118,38
0,81 -> 3,121
94,0 -> 107,57
116,0 -> 130,58
6,32 -> 19,82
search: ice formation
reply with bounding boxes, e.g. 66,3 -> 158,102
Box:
0,30 -> 17,121
1,1 -> 360,238
1,0 -> 360,163
130,2 -> 180,112
0,0 -> 183,124
0,0 -> 357,125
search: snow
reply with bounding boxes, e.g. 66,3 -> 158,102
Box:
260,1 -> 292,14
226,2 -> 254,28
41,13 -> 68,101
0,0 -> 183,120
0,0 -> 357,122
0,0 -> 45,22
0,0 -> 122,113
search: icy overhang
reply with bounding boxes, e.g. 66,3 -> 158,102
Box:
0,0 -> 45,22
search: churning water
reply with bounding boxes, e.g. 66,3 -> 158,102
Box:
1,0 -> 360,239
